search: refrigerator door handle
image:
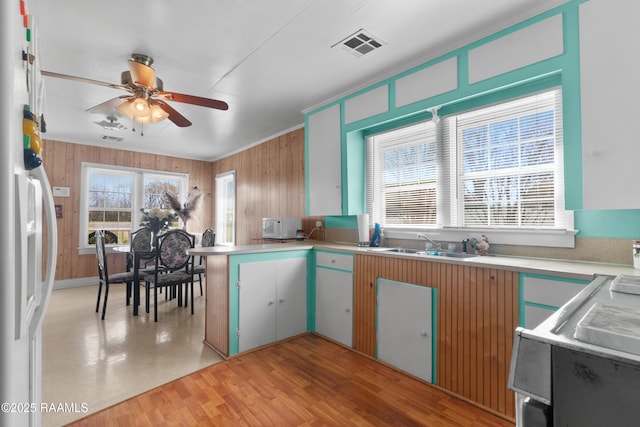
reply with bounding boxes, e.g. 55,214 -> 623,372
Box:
28,166 -> 57,337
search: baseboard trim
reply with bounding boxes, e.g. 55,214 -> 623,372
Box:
54,277 -> 98,290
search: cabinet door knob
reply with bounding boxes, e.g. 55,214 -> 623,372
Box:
268,300 -> 275,305
345,308 -> 350,313
279,298 -> 285,303
420,331 -> 428,337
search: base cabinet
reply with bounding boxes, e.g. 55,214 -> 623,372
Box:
315,251 -> 353,347
238,257 -> 307,352
520,273 -> 589,329
377,278 -> 434,383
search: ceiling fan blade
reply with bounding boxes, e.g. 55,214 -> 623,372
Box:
86,95 -> 132,114
41,70 -> 129,91
156,100 -> 192,127
157,91 -> 229,110
128,60 -> 156,89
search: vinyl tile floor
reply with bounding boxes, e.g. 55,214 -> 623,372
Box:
41,283 -> 222,427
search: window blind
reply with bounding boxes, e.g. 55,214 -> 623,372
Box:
448,89 -> 565,229
367,121 -> 438,227
367,87 -> 566,231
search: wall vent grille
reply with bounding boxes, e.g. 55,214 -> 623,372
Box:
100,135 -> 124,142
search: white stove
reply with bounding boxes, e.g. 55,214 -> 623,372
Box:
509,274 -> 640,426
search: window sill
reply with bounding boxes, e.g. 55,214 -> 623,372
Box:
383,227 -> 577,248
78,245 -> 125,256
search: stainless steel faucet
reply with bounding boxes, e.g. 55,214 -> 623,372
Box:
417,233 -> 441,250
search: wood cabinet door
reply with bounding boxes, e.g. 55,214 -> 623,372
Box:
316,268 -> 353,347
377,278 -> 433,382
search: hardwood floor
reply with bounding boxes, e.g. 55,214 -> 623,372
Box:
68,334 -> 515,426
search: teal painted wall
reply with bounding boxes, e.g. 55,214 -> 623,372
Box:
306,0 -> 640,240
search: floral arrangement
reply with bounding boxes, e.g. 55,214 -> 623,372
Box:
164,187 -> 203,228
140,207 -> 178,235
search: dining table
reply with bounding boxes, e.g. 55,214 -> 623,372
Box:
113,239 -> 202,316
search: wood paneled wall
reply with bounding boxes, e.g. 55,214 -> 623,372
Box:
205,254 -> 229,356
44,139 -> 214,281
353,254 -> 518,419
211,127 -> 322,245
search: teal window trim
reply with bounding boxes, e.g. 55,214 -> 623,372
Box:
306,1 -> 588,218
228,250 -> 311,356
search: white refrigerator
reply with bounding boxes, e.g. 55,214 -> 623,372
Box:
1,1 -> 58,426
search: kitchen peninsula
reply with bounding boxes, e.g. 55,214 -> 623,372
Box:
189,242 -> 640,421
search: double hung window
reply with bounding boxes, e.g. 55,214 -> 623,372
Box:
367,88 -> 568,241
81,164 -> 187,250
215,171 -> 236,246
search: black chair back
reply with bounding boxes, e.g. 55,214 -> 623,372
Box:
94,229 -> 134,320
201,228 -> 216,247
95,229 -> 108,280
131,228 -> 155,261
158,229 -> 195,271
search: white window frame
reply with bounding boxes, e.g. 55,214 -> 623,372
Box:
79,163 -> 188,254
367,88 -> 576,248
215,170 -> 236,246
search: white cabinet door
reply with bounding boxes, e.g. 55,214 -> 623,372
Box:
238,258 -> 307,352
238,261 -> 277,352
521,274 -> 588,329
377,278 -> 433,383
316,268 -> 353,347
307,104 -> 342,215
276,257 -> 307,341
579,0 -> 640,209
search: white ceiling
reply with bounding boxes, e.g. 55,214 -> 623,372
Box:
32,0 -> 567,161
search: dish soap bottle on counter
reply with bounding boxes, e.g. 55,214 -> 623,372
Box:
370,223 -> 381,247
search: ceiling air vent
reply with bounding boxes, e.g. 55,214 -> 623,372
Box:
333,29 -> 384,57
100,135 -> 124,143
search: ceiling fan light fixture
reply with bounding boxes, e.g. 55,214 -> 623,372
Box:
132,97 -> 149,115
149,103 -> 169,122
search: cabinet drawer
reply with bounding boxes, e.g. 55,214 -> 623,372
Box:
523,276 -> 587,308
316,251 -> 353,271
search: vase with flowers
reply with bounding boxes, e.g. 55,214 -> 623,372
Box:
164,187 -> 203,230
139,208 -> 178,240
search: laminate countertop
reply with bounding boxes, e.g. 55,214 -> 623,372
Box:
188,241 -> 640,281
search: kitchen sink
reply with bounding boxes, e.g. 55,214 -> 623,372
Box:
385,248 -> 478,258
426,251 -> 478,259
386,248 -> 422,254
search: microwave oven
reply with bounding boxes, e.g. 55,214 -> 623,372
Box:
262,217 -> 301,239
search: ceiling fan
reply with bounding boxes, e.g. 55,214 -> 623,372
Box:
41,53 -> 228,128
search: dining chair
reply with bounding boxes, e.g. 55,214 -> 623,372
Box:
144,229 -> 195,322
193,227 -> 215,295
95,229 -> 135,320
126,227 -> 159,308
130,227 -> 156,271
